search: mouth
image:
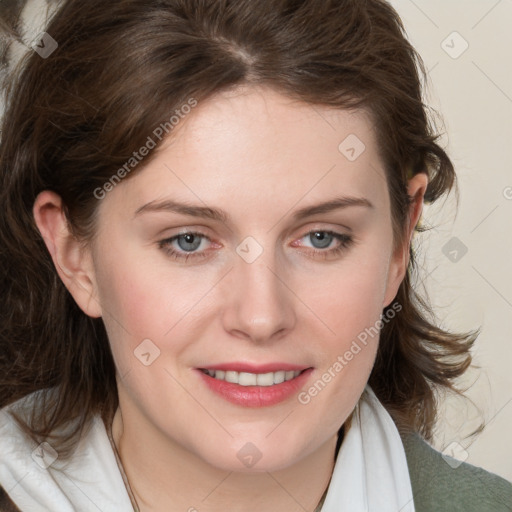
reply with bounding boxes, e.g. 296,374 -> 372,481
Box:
196,364 -> 314,407
199,368 -> 308,387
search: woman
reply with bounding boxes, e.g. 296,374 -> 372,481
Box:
0,0 -> 511,510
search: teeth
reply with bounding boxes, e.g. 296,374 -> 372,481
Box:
225,371 -> 238,384
273,370 -> 285,384
257,372 -> 274,386
238,372 -> 257,386
285,370 -> 295,381
202,369 -> 302,386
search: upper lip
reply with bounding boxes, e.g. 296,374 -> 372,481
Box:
198,362 -> 312,373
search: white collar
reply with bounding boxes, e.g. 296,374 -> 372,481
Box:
320,385 -> 415,511
0,405 -> 132,512
0,386 -> 415,511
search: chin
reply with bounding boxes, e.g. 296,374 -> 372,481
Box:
198,443 -> 304,474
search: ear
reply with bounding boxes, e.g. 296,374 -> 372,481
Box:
33,190 -> 102,318
382,172 -> 429,307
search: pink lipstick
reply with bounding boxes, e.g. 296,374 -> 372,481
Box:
195,363 -> 313,407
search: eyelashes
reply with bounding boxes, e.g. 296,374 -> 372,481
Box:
158,230 -> 355,262
294,230 -> 354,260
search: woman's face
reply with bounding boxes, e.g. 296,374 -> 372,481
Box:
87,86 -> 412,471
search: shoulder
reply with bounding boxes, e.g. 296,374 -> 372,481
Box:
0,393 -> 132,511
401,432 -> 512,512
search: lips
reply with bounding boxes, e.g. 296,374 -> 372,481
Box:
195,363 -> 314,407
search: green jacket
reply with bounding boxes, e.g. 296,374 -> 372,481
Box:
401,433 -> 512,511
1,433 -> 511,511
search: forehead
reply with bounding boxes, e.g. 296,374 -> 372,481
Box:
103,86 -> 389,219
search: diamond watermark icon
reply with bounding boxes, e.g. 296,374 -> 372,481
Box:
134,338 -> 161,366
338,134 -> 366,162
441,31 -> 469,60
237,442 -> 263,468
236,236 -> 264,264
31,32 -> 58,59
32,442 -> 58,469
441,441 -> 469,469
442,236 -> 468,263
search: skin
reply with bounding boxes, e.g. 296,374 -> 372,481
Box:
33,86 -> 427,512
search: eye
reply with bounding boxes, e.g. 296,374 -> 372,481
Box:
159,232 -> 212,261
159,229 -> 354,263
306,231 -> 336,249
293,230 -> 354,259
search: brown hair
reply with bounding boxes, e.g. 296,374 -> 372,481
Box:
0,0 -> 478,456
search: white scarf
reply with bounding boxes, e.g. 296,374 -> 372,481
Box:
320,386 -> 415,511
0,386 -> 415,511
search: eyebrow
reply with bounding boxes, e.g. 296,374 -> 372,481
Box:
133,196 -> 374,222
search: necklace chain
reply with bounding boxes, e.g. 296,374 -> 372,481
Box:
106,420 -> 141,511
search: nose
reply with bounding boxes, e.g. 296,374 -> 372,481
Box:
221,249 -> 297,344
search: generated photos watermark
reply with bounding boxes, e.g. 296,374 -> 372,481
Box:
93,98 -> 198,200
298,301 -> 402,405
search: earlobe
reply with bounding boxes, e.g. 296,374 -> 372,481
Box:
33,190 -> 102,318
382,172 -> 429,308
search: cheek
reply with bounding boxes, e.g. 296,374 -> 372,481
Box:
295,253 -> 391,422
92,241 -> 172,365
94,235 -> 202,331
304,246 -> 392,341
294,242 -> 392,412
93,239 -> 221,372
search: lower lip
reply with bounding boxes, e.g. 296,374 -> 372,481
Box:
196,368 -> 314,407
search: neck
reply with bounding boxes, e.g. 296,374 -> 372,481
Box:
109,405 -> 340,512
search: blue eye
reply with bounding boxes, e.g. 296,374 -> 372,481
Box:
175,233 -> 203,252
159,229 -> 354,263
159,232 -> 211,261
309,231 -> 335,249
298,230 -> 354,257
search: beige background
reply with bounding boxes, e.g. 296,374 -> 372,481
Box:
388,0 -> 512,481
2,0 -> 511,481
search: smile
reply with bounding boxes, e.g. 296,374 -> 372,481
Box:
196,366 -> 314,407
199,369 -> 304,386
